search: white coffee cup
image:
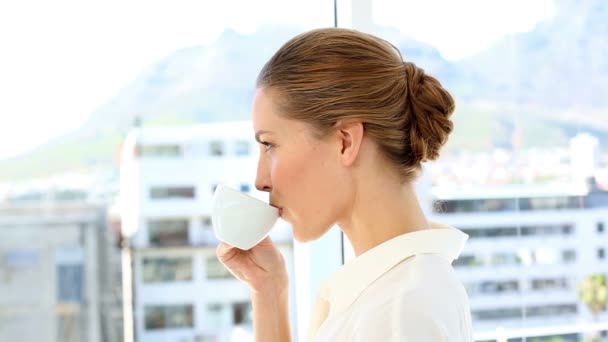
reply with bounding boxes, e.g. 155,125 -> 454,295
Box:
211,184 -> 280,250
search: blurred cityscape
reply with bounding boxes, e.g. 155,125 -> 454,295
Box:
1,122 -> 606,342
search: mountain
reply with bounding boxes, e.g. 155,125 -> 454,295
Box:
0,27 -> 301,180
1,1 -> 607,180
454,0 -> 608,126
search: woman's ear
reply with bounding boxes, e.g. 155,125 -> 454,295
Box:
335,120 -> 364,167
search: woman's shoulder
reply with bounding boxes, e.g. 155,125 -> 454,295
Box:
348,254 -> 473,340
353,253 -> 465,310
359,253 -> 469,315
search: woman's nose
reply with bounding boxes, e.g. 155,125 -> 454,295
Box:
255,158 -> 271,192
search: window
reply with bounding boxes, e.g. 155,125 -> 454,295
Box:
518,197 -> 583,211
199,216 -> 217,245
53,189 -> 87,201
9,0 -> 606,341
562,250 -> 577,263
435,197 -> 586,214
149,186 -> 195,199
455,250 -> 579,268
232,302 -> 252,325
491,252 -> 522,267
453,254 -> 484,267
598,248 -> 605,260
467,280 -> 520,296
474,303 -> 577,321
202,216 -> 212,228
521,224 -> 574,237
434,198 -> 517,213
143,257 -> 192,283
462,225 -> 575,239
57,264 -> 83,303
206,257 -> 233,279
148,219 -> 189,246
525,304 -> 578,318
561,225 -> 574,235
144,304 -> 194,330
137,144 -> 181,157
210,141 -> 224,156
531,278 -> 569,291
473,308 -> 523,321
235,141 -> 250,156
462,227 -> 518,238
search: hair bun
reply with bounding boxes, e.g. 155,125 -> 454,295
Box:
403,62 -> 454,164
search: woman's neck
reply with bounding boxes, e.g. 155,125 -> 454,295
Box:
338,180 -> 429,257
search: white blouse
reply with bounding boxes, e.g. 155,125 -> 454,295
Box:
306,224 -> 474,342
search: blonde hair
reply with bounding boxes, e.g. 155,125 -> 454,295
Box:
257,28 -> 454,182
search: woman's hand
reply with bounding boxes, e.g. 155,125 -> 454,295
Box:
216,236 -> 288,293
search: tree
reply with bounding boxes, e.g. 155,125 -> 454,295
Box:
578,273 -> 608,342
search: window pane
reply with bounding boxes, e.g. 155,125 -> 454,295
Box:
206,257 -> 233,279
144,306 -> 166,330
148,219 -> 189,246
144,305 -> 194,330
143,257 -> 192,283
466,280 -> 520,296
210,141 -> 224,156
232,302 -> 252,325
149,186 -> 195,199
531,277 -> 570,292
165,305 -> 194,328
57,264 -> 84,303
137,144 -> 181,157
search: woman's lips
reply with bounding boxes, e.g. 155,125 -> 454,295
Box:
271,202 -> 283,216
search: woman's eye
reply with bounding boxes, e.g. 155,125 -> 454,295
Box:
261,142 -> 273,151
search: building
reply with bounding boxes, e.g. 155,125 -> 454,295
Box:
570,133 -> 601,186
0,200 -> 118,342
119,122 -> 297,342
429,182 -> 608,340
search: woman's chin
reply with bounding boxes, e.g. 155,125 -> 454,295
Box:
291,226 -> 308,243
293,234 -> 316,243
292,226 -> 325,243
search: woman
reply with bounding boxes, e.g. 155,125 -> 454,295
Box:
217,28 -> 473,341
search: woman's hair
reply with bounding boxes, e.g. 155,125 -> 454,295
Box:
257,28 -> 454,182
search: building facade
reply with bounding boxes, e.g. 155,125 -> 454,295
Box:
0,201 -> 115,342
430,183 -> 608,337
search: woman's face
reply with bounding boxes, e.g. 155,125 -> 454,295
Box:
252,88 -> 350,242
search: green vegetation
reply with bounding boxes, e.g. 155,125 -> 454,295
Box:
578,273 -> 608,320
0,132 -> 123,181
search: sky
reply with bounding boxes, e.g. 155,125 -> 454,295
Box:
0,0 -> 555,161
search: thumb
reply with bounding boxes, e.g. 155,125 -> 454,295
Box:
255,235 -> 274,248
216,241 -> 238,262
